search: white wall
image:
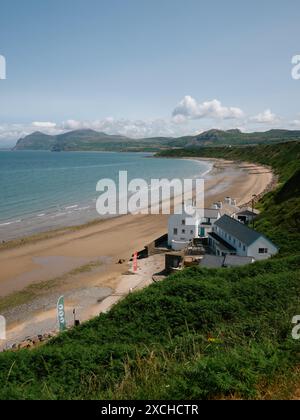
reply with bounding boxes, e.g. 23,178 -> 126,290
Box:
247,237 -> 278,260
168,211 -> 199,249
213,225 -> 247,256
199,213 -> 220,238
168,207 -> 221,250
212,225 -> 278,259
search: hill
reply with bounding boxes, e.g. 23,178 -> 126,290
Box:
13,128 -> 300,152
181,129 -> 300,148
13,131 -> 58,150
158,141 -> 300,254
13,129 -> 175,152
14,129 -> 134,152
0,255 -> 299,400
157,141 -> 300,181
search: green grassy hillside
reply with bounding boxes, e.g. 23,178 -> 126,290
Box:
0,141 -> 299,400
0,255 -> 299,400
255,168 -> 300,254
157,141 -> 300,181
158,141 -> 300,255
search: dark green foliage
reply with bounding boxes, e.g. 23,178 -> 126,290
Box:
0,255 -> 299,399
157,141 -> 300,181
158,141 -> 300,254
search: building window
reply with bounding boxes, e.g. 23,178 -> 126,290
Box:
173,228 -> 178,235
243,245 -> 246,251
190,230 -> 193,235
259,248 -> 268,254
182,229 -> 185,234
182,219 -> 185,226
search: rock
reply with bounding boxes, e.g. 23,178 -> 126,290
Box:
18,340 -> 32,349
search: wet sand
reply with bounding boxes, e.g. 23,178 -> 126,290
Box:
0,159 -> 274,349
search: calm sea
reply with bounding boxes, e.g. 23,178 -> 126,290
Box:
0,151 -> 211,240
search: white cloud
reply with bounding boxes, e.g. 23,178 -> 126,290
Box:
292,121 -> 300,127
0,100 -> 292,148
250,109 -> 278,124
0,122 -> 63,147
288,115 -> 300,128
61,118 -> 184,138
172,96 -> 244,121
32,121 -> 57,129
61,120 -> 86,130
0,118 -> 193,147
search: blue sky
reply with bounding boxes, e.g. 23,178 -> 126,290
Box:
0,0 -> 300,145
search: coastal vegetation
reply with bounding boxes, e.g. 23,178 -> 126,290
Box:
157,140 -> 300,181
0,255 -> 299,399
157,141 -> 300,255
0,141 -> 299,399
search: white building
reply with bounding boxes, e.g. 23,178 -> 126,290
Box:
236,207 -> 260,225
168,205 -> 220,251
208,215 -> 278,260
199,208 -> 221,238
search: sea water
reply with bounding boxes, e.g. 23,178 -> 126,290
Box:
0,151 -> 211,240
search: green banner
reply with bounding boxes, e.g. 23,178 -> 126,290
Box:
57,295 -> 66,332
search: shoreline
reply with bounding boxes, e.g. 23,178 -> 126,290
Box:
0,157 -> 275,350
0,154 -> 211,243
0,157 -> 212,248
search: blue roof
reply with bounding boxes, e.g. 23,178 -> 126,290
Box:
214,215 -> 278,248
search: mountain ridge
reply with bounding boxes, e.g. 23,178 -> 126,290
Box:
13,128 -> 300,152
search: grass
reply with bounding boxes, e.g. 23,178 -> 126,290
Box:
248,168 -> 300,255
0,255 -> 299,399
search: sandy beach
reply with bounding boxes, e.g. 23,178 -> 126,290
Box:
0,158 -> 274,350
